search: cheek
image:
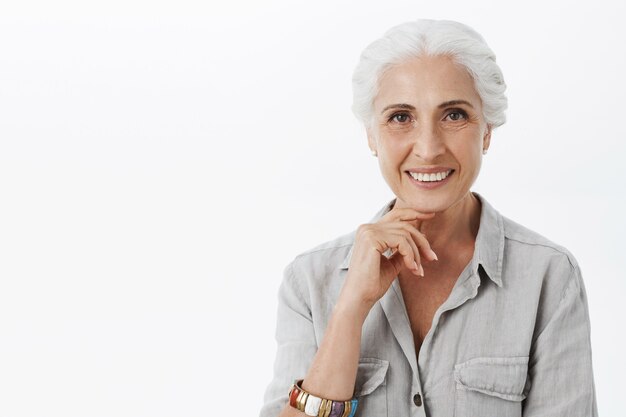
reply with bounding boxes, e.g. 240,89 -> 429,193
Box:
379,143 -> 410,175
461,148 -> 484,177
452,140 -> 483,174
380,135 -> 411,158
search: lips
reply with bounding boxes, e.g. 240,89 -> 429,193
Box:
405,169 -> 455,188
407,169 -> 453,182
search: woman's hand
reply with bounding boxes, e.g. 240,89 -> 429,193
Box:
277,207 -> 438,416
338,207 -> 438,313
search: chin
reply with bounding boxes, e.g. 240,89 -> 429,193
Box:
398,194 -> 454,214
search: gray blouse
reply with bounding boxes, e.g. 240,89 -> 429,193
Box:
260,192 -> 598,417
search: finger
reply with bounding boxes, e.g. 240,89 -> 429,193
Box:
386,223 -> 437,262
386,235 -> 422,276
387,238 -> 423,277
393,223 -> 438,261
373,231 -> 413,270
379,207 -> 436,224
404,234 -> 424,276
389,229 -> 423,271
363,225 -> 424,276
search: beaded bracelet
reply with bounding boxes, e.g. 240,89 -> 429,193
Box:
288,379 -> 358,417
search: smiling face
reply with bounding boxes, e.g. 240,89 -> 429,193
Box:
367,55 -> 491,213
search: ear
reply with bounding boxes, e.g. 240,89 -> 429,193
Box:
366,127 -> 378,154
482,124 -> 492,152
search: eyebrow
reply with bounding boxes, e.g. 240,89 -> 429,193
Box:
380,99 -> 474,114
438,99 -> 474,109
381,103 -> 415,114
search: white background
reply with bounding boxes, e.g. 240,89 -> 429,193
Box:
0,0 -> 624,416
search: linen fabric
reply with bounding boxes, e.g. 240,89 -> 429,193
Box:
259,192 -> 598,417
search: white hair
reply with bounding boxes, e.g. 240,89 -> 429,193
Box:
352,19 -> 507,128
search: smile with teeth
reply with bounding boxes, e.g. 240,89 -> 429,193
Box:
408,169 -> 454,182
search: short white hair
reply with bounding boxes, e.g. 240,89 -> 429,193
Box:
352,19 -> 507,128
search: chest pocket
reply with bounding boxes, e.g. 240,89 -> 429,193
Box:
453,356 -> 530,417
353,357 -> 389,417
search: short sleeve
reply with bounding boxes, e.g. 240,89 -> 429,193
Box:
523,263 -> 598,416
259,261 -> 318,417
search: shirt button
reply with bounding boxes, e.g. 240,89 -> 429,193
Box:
413,393 -> 422,407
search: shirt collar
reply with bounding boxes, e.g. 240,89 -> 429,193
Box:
339,192 -> 504,288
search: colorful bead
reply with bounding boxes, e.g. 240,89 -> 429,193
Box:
304,394 -> 322,416
296,390 -> 306,411
318,399 -> 328,417
289,387 -> 300,408
328,400 -> 345,417
287,380 -> 358,417
300,392 -> 309,411
347,399 -> 358,417
340,401 -> 351,417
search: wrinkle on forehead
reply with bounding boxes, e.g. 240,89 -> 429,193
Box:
373,55 -> 482,113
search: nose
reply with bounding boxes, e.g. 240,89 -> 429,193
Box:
410,123 -> 446,162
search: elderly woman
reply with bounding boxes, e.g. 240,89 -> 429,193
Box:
260,19 -> 597,417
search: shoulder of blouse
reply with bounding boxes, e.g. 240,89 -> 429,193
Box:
500,213 -> 580,272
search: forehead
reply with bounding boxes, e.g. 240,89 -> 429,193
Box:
374,55 -> 481,110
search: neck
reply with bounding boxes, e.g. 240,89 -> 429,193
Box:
395,192 -> 482,253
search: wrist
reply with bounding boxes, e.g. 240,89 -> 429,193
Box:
289,379 -> 358,417
334,292 -> 373,324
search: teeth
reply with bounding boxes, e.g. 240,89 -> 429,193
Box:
409,170 -> 452,182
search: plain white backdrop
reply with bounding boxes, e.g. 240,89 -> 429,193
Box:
0,0 -> 624,416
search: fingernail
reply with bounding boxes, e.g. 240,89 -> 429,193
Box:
413,261 -> 419,271
418,264 -> 424,277
431,250 -> 438,261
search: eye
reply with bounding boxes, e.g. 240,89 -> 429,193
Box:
444,109 -> 468,122
389,112 -> 413,124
